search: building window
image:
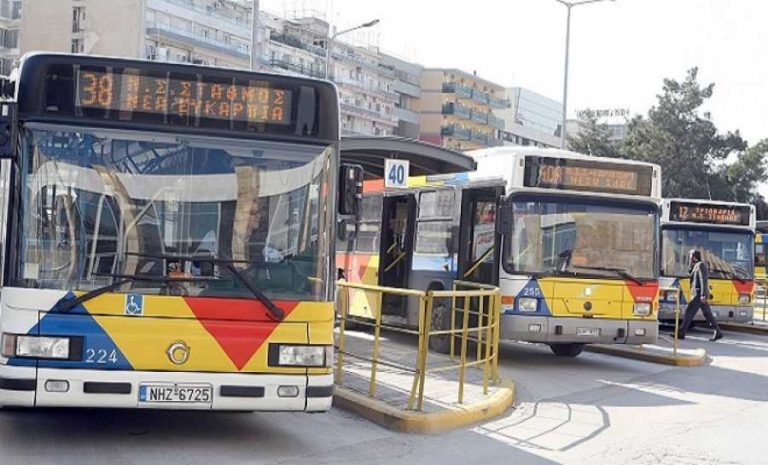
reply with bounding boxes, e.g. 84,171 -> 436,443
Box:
72,6 -> 85,33
0,28 -> 18,49
71,38 -> 84,54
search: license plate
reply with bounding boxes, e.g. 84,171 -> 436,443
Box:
576,327 -> 601,337
139,384 -> 213,404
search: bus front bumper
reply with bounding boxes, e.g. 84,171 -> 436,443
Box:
500,315 -> 658,345
0,365 -> 333,412
658,304 -> 753,323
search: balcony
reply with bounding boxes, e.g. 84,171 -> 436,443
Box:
146,22 -> 249,58
340,102 -> 397,126
490,96 -> 510,109
148,0 -> 251,33
269,59 -> 324,79
441,125 -> 471,141
336,77 -> 399,101
472,89 -> 490,105
442,82 -> 473,99
471,109 -> 489,124
471,130 -> 489,145
488,113 -> 505,130
270,33 -> 327,58
442,102 -> 472,119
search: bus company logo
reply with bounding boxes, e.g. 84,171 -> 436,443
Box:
167,341 -> 191,365
125,293 -> 144,316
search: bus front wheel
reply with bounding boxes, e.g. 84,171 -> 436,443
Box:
549,343 -> 584,357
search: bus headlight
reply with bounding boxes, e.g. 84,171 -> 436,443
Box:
664,290 -> 680,302
633,303 -> 652,317
517,297 -> 538,312
739,294 -> 751,305
3,335 -> 71,360
272,344 -> 333,367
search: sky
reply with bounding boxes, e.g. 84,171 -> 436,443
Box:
261,0 -> 768,190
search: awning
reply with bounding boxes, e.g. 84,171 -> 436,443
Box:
340,136 -> 476,179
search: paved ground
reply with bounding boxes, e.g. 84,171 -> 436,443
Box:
1,327 -> 766,465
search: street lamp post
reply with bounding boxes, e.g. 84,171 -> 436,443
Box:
554,0 -> 615,149
324,19 -> 380,80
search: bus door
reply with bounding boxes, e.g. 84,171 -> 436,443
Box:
378,194 -> 416,316
457,186 -> 502,286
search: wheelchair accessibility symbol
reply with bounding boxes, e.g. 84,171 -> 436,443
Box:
125,294 -> 144,316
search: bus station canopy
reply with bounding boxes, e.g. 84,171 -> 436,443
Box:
340,136 -> 476,179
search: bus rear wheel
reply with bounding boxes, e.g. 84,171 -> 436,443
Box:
549,343 -> 584,357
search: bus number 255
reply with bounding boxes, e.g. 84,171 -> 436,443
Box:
85,348 -> 119,364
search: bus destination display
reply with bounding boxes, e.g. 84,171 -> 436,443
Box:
524,156 -> 653,196
669,201 -> 751,226
76,69 -> 292,125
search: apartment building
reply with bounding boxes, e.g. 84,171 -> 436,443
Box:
380,52 -> 422,139
0,0 -> 21,75
416,68 -> 507,150
495,87 -> 562,148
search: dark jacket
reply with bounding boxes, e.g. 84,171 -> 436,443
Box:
689,261 -> 709,299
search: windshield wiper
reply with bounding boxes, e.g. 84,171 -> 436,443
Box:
223,263 -> 285,321
52,274 -> 171,313
571,265 -> 644,286
122,252 -> 285,321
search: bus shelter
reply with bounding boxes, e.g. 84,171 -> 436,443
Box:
340,136 -> 476,178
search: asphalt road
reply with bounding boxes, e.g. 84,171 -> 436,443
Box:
1,328 -> 766,465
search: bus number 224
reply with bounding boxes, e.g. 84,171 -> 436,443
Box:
85,348 -> 119,364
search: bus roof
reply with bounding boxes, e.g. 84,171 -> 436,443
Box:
468,146 -> 661,170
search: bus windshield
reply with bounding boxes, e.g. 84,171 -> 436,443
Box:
504,197 -> 657,280
662,227 -> 753,280
15,124 -> 332,300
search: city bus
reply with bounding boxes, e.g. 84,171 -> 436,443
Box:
337,173 -> 505,353
754,221 -> 768,295
0,53 -> 343,411
475,147 -> 661,357
341,146 -> 661,357
659,199 -> 755,323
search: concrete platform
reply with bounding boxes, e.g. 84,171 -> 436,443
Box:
334,329 -> 515,433
584,333 -> 708,367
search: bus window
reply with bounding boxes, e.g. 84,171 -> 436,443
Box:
356,196 -> 383,253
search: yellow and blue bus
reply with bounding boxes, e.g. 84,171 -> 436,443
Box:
476,147 -> 661,357
341,146 -> 662,357
659,199 -> 755,323
0,53 -> 341,411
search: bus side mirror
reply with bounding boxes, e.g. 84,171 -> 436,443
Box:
338,164 -> 363,217
0,103 -> 17,159
498,205 -> 512,236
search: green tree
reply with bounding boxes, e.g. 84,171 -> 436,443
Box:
621,68 -> 757,200
568,109 -> 621,158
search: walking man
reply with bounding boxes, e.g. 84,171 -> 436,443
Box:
679,249 -> 723,341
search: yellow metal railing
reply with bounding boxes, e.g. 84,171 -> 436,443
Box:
660,286 -> 683,356
335,280 -> 502,411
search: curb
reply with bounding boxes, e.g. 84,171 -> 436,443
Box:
585,344 -> 707,367
332,380 -> 515,434
720,323 -> 768,336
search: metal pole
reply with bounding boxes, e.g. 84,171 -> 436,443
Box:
561,5 -> 572,149
324,35 -> 333,79
250,0 -> 260,70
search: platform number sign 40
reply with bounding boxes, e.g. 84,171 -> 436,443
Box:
385,159 -> 409,188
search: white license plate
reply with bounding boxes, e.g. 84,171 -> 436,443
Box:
576,327 -> 601,337
139,384 -> 213,404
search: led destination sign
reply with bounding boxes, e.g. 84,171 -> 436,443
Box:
76,69 -> 292,125
524,156 -> 654,196
669,201 -> 752,226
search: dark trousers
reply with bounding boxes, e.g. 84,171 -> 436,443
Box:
680,295 -> 721,335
